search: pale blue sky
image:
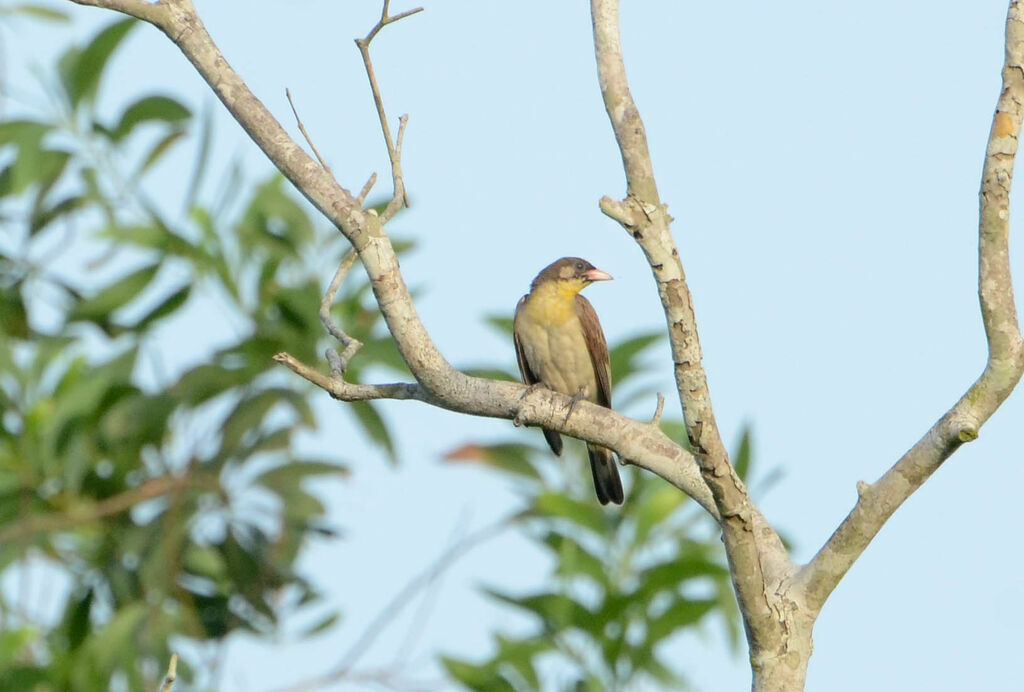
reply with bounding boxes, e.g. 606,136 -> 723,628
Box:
5,1 -> 1022,690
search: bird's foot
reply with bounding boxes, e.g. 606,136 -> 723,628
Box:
562,390 -> 586,425
514,383 -> 546,427
519,382 -> 544,400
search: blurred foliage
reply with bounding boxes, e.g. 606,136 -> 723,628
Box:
0,12 -> 406,690
0,8 -> 773,692
441,323 -> 758,691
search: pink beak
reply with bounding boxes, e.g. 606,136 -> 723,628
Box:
583,268 -> 613,282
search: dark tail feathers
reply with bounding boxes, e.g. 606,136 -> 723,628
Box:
587,444 -> 624,505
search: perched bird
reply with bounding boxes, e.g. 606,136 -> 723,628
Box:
513,257 -> 624,505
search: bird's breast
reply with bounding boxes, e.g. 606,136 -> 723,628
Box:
516,296 -> 599,400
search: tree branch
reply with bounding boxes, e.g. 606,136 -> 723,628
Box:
68,0 -> 166,23
159,653 -> 179,692
796,0 -> 1024,613
355,2 -> 421,223
589,0 -> 789,658
285,88 -> 332,173
319,250 -> 364,376
64,0 -> 719,543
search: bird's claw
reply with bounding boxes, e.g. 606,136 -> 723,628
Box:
519,382 -> 544,400
562,391 -> 585,425
515,383 -> 545,426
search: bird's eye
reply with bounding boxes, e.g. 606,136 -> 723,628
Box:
575,262 -> 585,271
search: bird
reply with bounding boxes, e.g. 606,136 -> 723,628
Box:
513,257 -> 624,505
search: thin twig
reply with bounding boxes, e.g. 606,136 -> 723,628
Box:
279,517 -> 511,692
357,172 -> 378,205
395,114 -> 410,208
649,392 -> 665,426
355,2 -> 422,223
285,88 -> 332,173
273,352 -> 429,403
159,653 -> 179,692
319,250 -> 364,375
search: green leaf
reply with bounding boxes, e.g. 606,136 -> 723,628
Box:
645,598 -> 715,645
484,313 -> 515,336
542,530 -> 607,585
254,460 -> 348,490
129,282 -> 191,331
443,442 -> 542,480
184,102 -> 215,210
217,391 -> 284,459
0,283 -> 29,338
461,366 -> 519,381
136,129 -> 186,175
733,425 -> 753,480
0,627 -> 32,666
172,363 -> 248,405
609,331 -> 663,384
0,119 -> 49,147
441,656 -> 514,691
0,147 -> 69,198
63,589 -> 93,651
639,555 -> 728,601
98,222 -> 200,259
112,94 -> 191,141
6,4 -> 70,22
658,418 -> 690,451
530,492 -> 609,534
89,601 -> 146,672
30,194 -> 87,236
299,611 -> 339,637
487,590 -> 598,633
60,18 -> 137,107
350,401 -> 396,463
492,635 -> 544,689
633,482 -> 684,543
68,262 -> 161,327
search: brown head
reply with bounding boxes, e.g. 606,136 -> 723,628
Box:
529,257 -> 613,292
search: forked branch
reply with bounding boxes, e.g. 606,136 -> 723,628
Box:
355,2 -> 421,222
796,0 -> 1024,612
590,0 -> 790,658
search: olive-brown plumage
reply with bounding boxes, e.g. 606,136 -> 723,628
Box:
513,257 -> 624,505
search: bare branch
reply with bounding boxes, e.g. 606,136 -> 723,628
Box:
590,0 -> 735,504
159,653 -> 179,692
590,0 -> 788,659
285,88 -> 332,173
319,250 -> 364,375
648,392 -> 665,426
273,352 -> 428,403
69,0 -> 720,538
357,172 -> 378,205
68,0 -> 166,23
796,0 -> 1024,613
355,3 -> 422,223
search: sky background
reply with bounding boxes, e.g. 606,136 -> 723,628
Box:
4,1 -> 1023,690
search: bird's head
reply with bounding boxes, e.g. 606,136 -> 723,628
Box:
530,257 -> 613,294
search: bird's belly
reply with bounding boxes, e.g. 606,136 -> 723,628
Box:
519,317 -> 598,401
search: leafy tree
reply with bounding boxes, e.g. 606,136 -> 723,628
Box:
6,1 -> 1023,690
0,10 -> 403,688
0,8 -> 747,690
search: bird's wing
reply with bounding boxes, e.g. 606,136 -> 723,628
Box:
513,296 -> 539,385
574,294 -> 612,407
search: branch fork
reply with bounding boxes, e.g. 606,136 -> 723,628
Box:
68,0 -> 1024,688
